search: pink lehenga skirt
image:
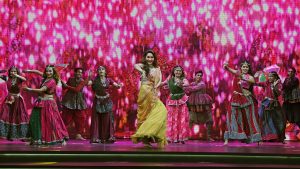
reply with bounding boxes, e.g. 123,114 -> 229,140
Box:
28,97 -> 69,144
0,94 -> 29,140
166,94 -> 190,142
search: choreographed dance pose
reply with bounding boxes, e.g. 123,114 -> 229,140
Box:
61,68 -> 91,140
161,65 -> 190,144
256,71 -> 286,143
24,65 -> 69,145
131,50 -> 168,148
185,70 -> 214,142
90,66 -> 121,144
223,61 -> 262,145
0,66 -> 29,140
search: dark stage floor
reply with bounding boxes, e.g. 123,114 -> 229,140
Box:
1,139 -> 300,168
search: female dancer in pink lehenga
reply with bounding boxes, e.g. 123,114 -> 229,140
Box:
24,65 -> 69,145
161,65 -> 190,144
0,66 -> 29,140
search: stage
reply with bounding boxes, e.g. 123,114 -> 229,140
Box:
0,139 -> 300,168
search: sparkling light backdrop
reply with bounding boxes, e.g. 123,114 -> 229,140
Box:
0,0 -> 300,139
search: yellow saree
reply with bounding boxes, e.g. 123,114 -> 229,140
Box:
131,67 -> 167,148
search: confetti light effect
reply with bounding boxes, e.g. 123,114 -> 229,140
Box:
0,0 -> 300,139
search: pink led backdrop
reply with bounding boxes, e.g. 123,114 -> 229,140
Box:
0,0 -> 300,139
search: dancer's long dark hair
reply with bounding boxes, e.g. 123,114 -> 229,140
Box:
171,65 -> 185,79
42,65 -> 60,84
240,60 -> 253,76
8,66 -> 20,78
141,50 -> 158,77
8,66 -> 23,83
240,61 -> 254,93
269,71 -> 280,81
92,66 -> 107,91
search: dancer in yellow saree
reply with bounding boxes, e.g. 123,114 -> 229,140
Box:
131,50 -> 167,148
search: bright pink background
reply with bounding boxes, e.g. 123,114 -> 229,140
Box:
0,0 -> 300,140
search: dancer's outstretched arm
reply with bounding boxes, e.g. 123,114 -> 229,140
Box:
24,86 -> 47,94
23,69 -> 43,76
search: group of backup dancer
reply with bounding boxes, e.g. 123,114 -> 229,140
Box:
0,65 -> 121,145
0,50 -> 300,148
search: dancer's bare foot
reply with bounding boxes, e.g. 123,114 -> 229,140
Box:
143,142 -> 152,148
75,134 -> 86,140
224,139 -> 228,145
207,137 -> 215,142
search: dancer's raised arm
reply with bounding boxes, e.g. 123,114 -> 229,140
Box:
223,62 -> 238,75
